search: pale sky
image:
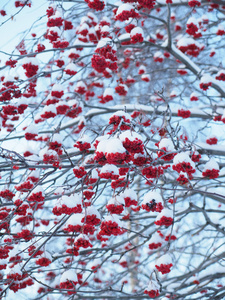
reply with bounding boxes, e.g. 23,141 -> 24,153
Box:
1,0 -> 47,54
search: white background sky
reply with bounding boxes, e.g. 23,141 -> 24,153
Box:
1,0 -> 47,54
